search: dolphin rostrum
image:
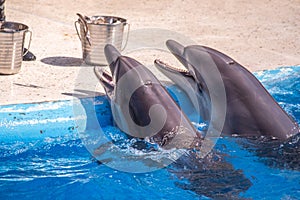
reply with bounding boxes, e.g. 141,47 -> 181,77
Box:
155,40 -> 300,140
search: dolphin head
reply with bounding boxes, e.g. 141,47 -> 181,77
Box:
161,40 -> 300,140
95,44 -> 155,100
103,44 -> 164,91
104,44 -> 146,83
166,40 -> 203,86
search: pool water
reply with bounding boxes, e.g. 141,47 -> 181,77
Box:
0,66 -> 300,199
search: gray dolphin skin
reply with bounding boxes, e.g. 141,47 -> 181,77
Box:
155,40 -> 300,140
94,44 -> 202,150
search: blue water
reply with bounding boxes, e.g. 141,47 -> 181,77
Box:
0,66 -> 300,199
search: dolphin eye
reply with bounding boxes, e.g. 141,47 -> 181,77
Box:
145,80 -> 152,86
226,60 -> 235,65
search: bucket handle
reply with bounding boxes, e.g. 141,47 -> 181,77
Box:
75,13 -> 91,46
23,30 -> 32,56
121,23 -> 130,51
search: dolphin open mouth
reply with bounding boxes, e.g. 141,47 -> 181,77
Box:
94,67 -> 115,93
94,67 -> 115,89
154,59 -> 189,74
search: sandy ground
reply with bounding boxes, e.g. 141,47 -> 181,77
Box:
0,0 -> 299,105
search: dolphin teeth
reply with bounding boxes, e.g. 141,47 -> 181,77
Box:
102,69 -> 113,81
94,67 -> 114,87
154,59 -> 189,74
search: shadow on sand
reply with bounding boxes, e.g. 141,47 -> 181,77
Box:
41,56 -> 83,67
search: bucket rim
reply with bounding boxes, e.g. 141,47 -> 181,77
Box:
78,15 -> 127,26
0,21 -> 29,33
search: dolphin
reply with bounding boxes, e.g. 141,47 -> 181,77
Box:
94,44 -> 203,150
93,44 -> 253,199
155,40 -> 300,140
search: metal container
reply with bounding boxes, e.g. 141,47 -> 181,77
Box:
0,21 -> 32,75
75,13 -> 129,66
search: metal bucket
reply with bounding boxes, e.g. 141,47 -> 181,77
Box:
75,13 -> 129,66
0,21 -> 32,75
